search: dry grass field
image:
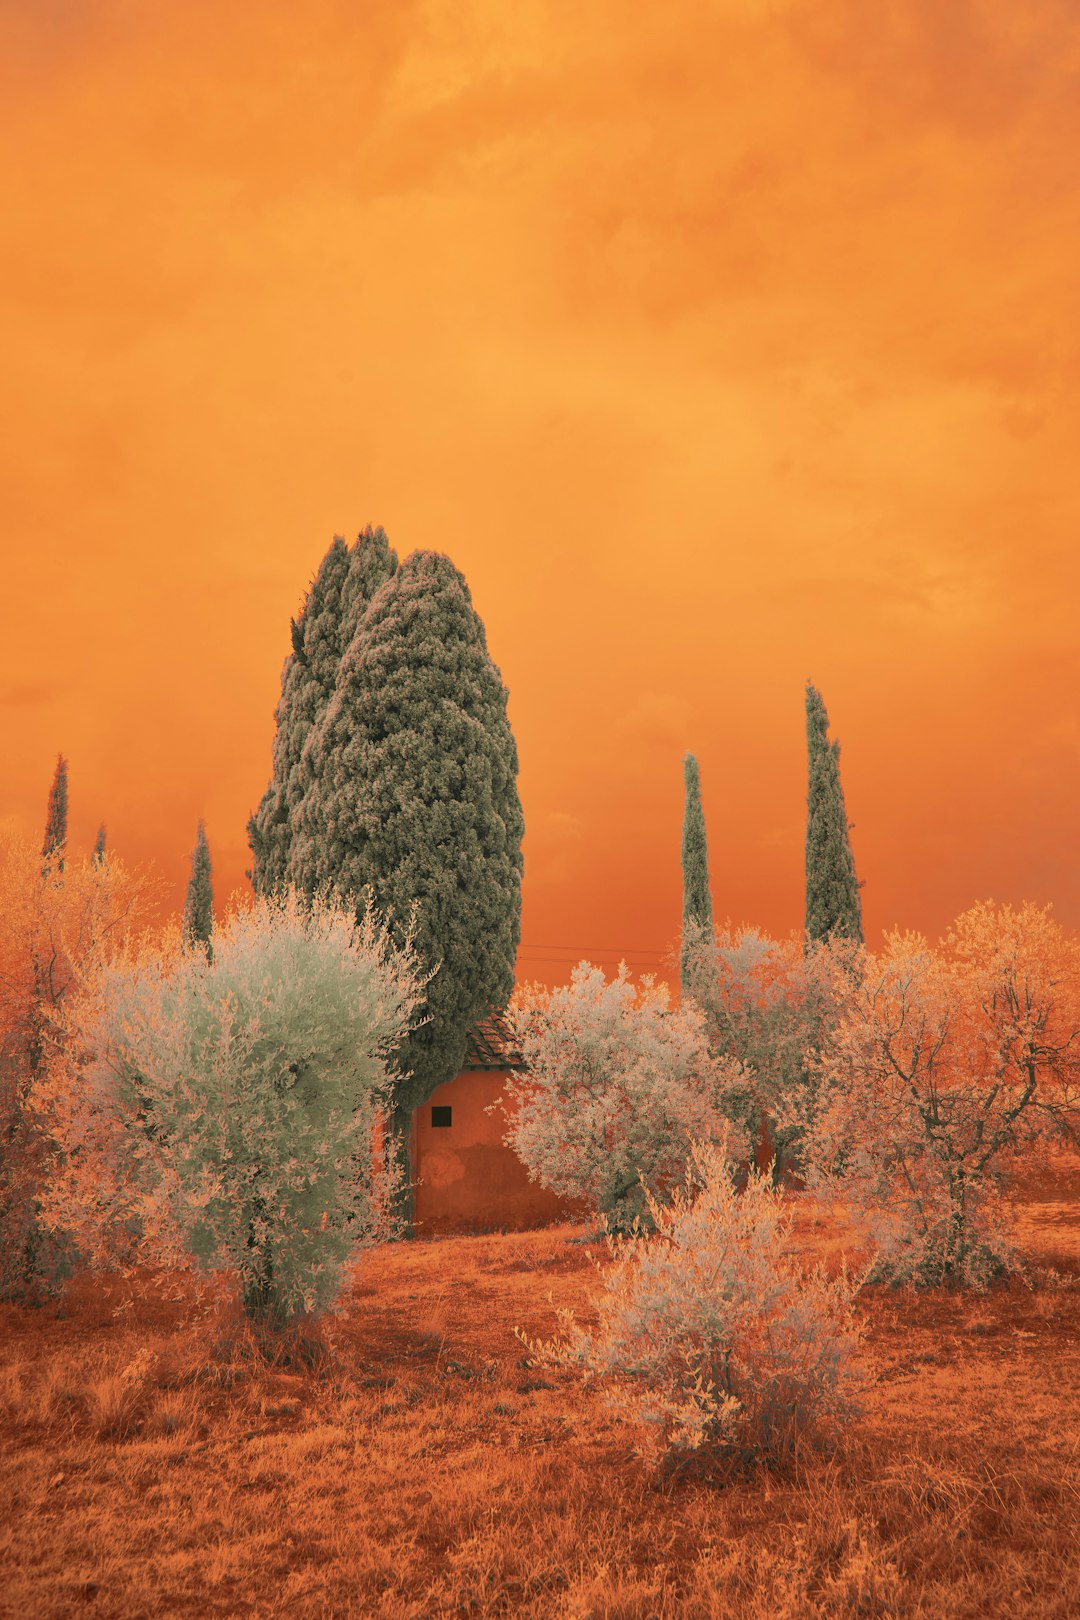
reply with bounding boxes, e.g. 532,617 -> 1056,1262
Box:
1,1156 -> 1078,1620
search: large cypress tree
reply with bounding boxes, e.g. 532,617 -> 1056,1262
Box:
804,681 -> 863,947
41,754 -> 68,875
680,752 -> 714,995
305,550 -> 525,1225
182,820 -> 214,956
247,528 -> 397,895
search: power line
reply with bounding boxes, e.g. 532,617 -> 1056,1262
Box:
514,946 -> 667,959
516,942 -> 670,956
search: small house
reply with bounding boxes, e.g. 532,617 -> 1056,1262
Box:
410,1013 -> 585,1235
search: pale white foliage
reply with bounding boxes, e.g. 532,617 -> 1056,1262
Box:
501,959 -> 748,1224
682,922 -> 863,1183
781,903 -> 1080,1289
496,963 -> 751,1232
517,1133 -> 870,1469
32,887 -> 423,1322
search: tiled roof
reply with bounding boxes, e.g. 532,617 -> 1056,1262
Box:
462,1011 -> 523,1071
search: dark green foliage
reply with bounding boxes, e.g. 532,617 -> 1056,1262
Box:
182,820 -> 214,956
680,753 -> 714,996
0,1121 -> 77,1305
93,824 -> 106,864
303,550 -> 525,1216
247,536 -> 351,895
804,682 -> 863,948
247,528 -> 397,895
41,754 -> 68,874
247,533 -> 524,1231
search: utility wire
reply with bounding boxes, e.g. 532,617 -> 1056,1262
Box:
518,946 -> 670,959
515,942 -> 670,956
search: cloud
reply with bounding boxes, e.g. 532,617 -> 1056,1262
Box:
612,694 -> 694,753
3,0 -> 1080,951
0,681 -> 63,709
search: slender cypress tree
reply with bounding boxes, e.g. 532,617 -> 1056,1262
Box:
804,681 -> 863,947
41,754 -> 68,874
28,755 -> 68,1081
304,550 -> 525,1227
92,824 -> 106,865
247,528 -> 397,895
680,752 -> 714,994
182,820 -> 214,956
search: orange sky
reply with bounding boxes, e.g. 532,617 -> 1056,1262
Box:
3,0 -> 1080,985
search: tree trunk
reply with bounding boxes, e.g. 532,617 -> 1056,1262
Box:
388,1099 -> 415,1239
244,1197 -> 283,1325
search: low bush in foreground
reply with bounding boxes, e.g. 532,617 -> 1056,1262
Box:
517,1135 -> 871,1474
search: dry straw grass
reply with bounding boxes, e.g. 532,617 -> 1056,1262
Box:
0,1154 -> 1077,1618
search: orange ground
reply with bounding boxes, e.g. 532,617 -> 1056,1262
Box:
1,1156 -> 1078,1619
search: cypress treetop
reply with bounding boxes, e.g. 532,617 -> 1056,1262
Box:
288,527 -> 398,895
93,824 -> 106,864
804,681 -> 863,947
247,537 -> 350,896
42,754 -> 68,874
247,529 -> 397,896
182,820 -> 215,956
680,752 -> 714,994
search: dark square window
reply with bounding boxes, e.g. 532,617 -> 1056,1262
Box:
431,1105 -> 452,1128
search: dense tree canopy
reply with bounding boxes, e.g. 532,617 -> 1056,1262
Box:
247,528 -> 398,896
304,550 -> 524,1127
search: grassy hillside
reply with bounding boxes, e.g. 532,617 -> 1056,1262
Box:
1,1157 -> 1078,1619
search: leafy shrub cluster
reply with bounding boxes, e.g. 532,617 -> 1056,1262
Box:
0,830 -> 151,1303
518,1134 -> 869,1471
498,963 -> 750,1234
33,887 -> 423,1325
681,922 -> 861,1185
506,903 -> 1080,1471
782,902 -> 1080,1290
7,807 -> 1077,1487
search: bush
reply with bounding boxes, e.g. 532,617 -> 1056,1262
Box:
33,887 -> 423,1325
517,1133 -> 870,1473
681,923 -> 862,1185
0,1113 -> 77,1305
497,963 -> 750,1234
784,902 -> 1080,1290
0,828 -> 153,1303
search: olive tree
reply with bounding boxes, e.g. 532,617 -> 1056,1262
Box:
783,902 -> 1080,1288
35,888 -> 424,1324
497,962 -> 750,1233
